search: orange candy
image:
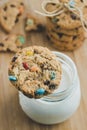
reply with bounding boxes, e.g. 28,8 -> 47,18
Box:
31,66 -> 39,72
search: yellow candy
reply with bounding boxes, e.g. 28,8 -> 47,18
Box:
26,51 -> 33,56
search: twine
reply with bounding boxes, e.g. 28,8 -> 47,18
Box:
35,0 -> 87,32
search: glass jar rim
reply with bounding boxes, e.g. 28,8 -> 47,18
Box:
40,51 -> 77,102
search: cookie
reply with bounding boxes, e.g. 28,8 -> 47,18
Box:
8,46 -> 62,98
25,14 -> 45,32
46,1 -> 87,29
49,12 -> 81,30
0,34 -> 25,52
46,32 -> 85,51
46,18 -> 84,36
47,28 -> 83,43
0,0 -> 24,32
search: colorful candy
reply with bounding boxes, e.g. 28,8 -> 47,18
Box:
27,19 -> 34,25
17,36 -> 25,44
22,62 -> 29,70
35,88 -> 45,95
69,0 -> 75,8
9,76 -> 17,81
52,17 -> 58,23
26,51 -> 33,56
30,66 -> 39,72
50,71 -> 56,80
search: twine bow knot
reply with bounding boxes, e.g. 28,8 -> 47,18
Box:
35,0 -> 87,32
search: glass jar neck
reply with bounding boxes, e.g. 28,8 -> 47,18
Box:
40,52 -> 78,102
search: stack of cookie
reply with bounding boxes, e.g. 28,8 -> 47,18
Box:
46,0 -> 87,51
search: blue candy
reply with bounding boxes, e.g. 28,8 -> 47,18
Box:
50,71 -> 56,80
9,76 -> 17,81
52,18 -> 58,23
35,88 -> 45,95
69,0 -> 75,8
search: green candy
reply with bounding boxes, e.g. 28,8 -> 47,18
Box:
50,71 -> 56,80
27,19 -> 34,25
52,18 -> 58,23
18,36 -> 25,44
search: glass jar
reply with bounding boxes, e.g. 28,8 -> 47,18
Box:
19,52 -> 81,125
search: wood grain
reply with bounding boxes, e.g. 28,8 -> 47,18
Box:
0,0 -> 87,130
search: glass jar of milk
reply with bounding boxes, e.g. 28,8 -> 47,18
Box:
19,52 -> 81,125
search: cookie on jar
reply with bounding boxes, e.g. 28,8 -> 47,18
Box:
8,46 -> 62,98
0,0 -> 25,32
0,34 -> 25,52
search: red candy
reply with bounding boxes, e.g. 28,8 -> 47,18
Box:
22,62 -> 29,70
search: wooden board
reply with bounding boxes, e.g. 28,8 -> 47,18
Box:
0,0 -> 87,130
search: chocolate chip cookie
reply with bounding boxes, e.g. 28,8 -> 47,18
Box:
46,18 -> 84,36
8,46 -> 62,98
0,34 -> 25,52
46,1 -> 87,29
47,28 -> 83,43
0,0 -> 24,32
47,31 -> 85,51
49,12 -> 81,30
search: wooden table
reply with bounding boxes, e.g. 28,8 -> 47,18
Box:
0,0 -> 87,130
